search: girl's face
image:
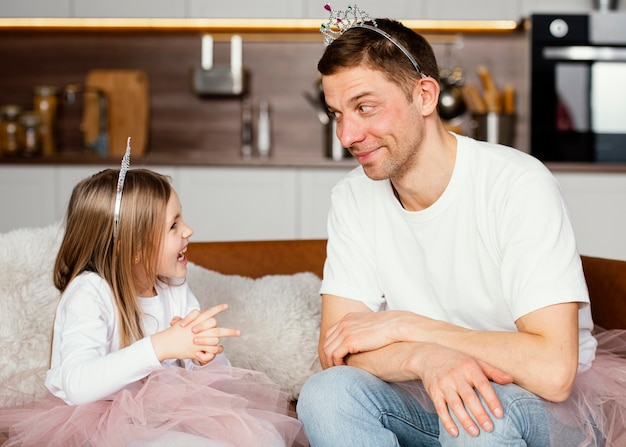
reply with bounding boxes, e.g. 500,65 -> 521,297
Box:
156,190 -> 194,279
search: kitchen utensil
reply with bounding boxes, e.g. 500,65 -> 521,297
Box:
0,105 -> 22,156
303,91 -> 330,125
82,69 -> 149,156
593,0 -> 618,10
461,84 -> 487,115
438,67 -> 467,121
33,85 -> 59,157
304,87 -> 349,160
477,65 -> 502,113
18,111 -> 42,157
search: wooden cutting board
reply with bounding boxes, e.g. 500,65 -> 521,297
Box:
82,69 -> 149,156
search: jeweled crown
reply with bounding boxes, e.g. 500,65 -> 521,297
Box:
320,4 -> 374,45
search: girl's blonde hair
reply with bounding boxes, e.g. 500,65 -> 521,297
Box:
54,168 -> 172,348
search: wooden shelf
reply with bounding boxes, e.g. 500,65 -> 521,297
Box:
0,17 -> 521,35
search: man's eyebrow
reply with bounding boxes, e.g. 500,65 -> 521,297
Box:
327,91 -> 375,112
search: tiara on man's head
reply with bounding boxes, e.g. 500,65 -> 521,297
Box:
320,4 -> 375,45
320,3 -> 427,78
113,137 -> 131,238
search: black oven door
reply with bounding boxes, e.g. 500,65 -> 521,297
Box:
530,14 -> 626,163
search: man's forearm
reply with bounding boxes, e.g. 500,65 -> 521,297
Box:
344,342 -> 428,382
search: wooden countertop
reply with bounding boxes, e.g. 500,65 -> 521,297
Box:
6,138 -> 624,174
0,147 -> 359,169
2,148 -> 626,173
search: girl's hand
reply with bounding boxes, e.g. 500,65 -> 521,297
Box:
153,304 -> 240,364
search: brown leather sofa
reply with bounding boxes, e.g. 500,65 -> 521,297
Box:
187,240 -> 626,331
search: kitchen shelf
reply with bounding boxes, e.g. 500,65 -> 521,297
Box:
0,17 -> 521,37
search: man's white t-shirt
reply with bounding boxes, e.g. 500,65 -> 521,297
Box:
320,133 -> 596,370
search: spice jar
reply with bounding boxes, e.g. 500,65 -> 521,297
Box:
33,85 -> 58,156
0,104 -> 22,156
18,111 -> 42,157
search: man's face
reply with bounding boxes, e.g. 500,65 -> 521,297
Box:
322,66 -> 424,181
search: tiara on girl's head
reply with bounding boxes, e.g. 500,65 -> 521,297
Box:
113,137 -> 131,238
320,3 -> 427,78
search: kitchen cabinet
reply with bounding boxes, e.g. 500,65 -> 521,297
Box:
175,166 -> 354,241
299,168 -> 354,239
419,1 -> 518,20
0,165 -> 176,234
0,0 -> 71,18
2,165 -> 624,261
0,165 -> 351,241
74,0 -> 185,18
0,166 -> 55,231
1,0 -> 621,20
176,167 -> 299,241
188,0 -> 303,19
554,172 -> 626,262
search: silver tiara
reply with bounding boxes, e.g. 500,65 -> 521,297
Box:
320,4 -> 427,78
113,137 -> 131,237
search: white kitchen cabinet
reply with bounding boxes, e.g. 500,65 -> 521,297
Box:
0,166 -> 56,233
3,0 -> 623,20
298,167 -> 353,239
74,0 -> 185,18
419,0 -> 520,20
188,0 -> 303,18
2,165 -> 624,261
554,172 -> 626,261
176,166 -> 298,241
0,165 -> 177,234
0,0 -> 71,17
521,0 -> 601,16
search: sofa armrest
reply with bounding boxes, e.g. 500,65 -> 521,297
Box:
581,255 -> 626,330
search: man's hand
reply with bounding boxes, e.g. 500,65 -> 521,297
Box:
414,344 -> 513,438
322,309 -> 513,438
323,310 -> 433,366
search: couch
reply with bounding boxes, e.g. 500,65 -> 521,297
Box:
1,225 -> 626,443
187,240 -> 626,331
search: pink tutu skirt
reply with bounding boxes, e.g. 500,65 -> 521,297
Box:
0,365 -> 306,447
544,327 -> 626,446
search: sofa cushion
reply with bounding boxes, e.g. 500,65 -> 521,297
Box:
188,264 -> 322,400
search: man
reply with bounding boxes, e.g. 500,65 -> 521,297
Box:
296,7 -> 600,447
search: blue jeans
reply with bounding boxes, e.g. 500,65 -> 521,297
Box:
297,366 -> 589,447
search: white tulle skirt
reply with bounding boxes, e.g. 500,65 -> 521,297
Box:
544,327 -> 626,446
0,365 -> 306,447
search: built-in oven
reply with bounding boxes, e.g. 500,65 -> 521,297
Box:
530,13 -> 626,162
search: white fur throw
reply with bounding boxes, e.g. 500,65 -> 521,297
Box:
0,224 -> 321,406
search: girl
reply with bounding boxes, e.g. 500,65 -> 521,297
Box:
0,148 -> 304,446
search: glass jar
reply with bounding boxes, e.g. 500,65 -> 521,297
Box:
0,104 -> 22,156
33,85 -> 58,156
18,111 -> 42,157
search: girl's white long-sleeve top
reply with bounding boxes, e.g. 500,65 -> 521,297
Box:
45,271 -> 229,405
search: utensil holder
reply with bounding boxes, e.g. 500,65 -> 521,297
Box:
472,112 -> 516,147
325,118 -> 350,161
